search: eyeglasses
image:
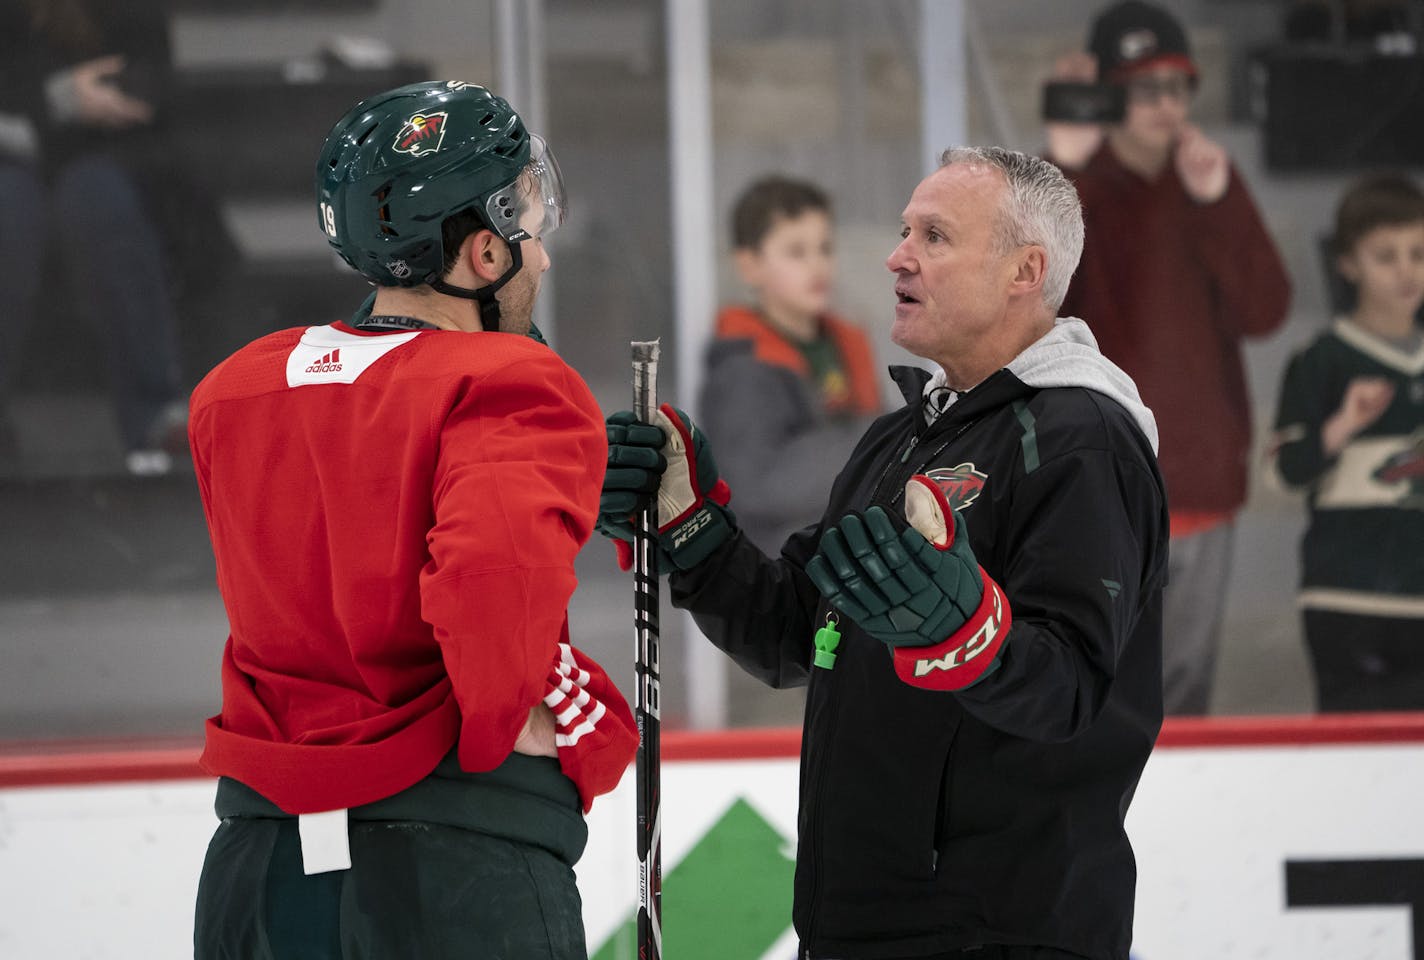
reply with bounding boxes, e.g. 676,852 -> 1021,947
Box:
1125,74 -> 1197,104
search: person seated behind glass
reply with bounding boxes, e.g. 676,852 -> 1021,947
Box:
1269,173 -> 1424,712
699,175 -> 882,554
0,0 -> 188,476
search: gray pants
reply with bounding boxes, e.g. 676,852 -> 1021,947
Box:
1161,522 -> 1235,716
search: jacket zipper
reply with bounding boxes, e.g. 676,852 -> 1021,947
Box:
899,434 -> 919,463
803,405 -> 977,955
869,424 -> 923,505
873,417 -> 979,507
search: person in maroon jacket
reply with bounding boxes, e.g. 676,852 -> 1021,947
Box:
190,81 -> 637,960
1045,0 -> 1291,715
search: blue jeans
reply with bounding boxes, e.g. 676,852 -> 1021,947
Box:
0,154 -> 183,451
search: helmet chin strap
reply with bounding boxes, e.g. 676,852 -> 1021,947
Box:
430,240 -> 524,333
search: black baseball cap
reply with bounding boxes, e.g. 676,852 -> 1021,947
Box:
1088,1 -> 1197,82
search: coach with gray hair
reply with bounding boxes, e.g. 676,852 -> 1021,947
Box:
598,146 -> 1169,960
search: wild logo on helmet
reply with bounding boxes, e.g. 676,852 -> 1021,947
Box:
393,112 -> 447,157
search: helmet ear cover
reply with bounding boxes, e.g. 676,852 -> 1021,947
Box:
315,81 -> 564,291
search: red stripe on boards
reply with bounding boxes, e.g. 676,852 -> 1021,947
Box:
5,715 -> 1424,788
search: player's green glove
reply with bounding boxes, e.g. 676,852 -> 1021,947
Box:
805,475 -> 1011,690
596,404 -> 736,572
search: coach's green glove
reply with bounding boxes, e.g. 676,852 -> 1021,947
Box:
805,475 -> 1011,690
597,404 -> 736,572
598,410 -> 666,560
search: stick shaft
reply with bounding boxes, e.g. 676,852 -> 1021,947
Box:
630,339 -> 662,960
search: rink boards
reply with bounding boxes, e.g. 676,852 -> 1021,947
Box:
2,717 -> 1423,960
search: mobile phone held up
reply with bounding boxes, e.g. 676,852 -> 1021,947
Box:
1041,82 -> 1126,124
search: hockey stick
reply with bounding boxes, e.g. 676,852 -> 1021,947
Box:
630,339 -> 663,960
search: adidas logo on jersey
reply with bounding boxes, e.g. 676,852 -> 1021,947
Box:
305,349 -> 342,374
286,327 -> 421,388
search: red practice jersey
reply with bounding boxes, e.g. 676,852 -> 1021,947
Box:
189,321 -> 637,813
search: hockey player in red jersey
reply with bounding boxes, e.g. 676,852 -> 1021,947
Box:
190,81 -> 637,959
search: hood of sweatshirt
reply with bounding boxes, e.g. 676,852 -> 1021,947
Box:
921,317 -> 1159,454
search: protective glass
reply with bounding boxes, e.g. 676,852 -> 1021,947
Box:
484,134 -> 567,242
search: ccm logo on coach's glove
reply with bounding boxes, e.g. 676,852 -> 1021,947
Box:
805,475 -> 1011,691
649,404 -> 735,570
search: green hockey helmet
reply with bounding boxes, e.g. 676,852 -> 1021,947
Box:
315,80 -> 565,289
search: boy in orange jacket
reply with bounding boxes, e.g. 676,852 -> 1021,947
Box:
702,175 -> 882,554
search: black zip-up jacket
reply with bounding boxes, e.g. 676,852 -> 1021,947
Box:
672,356 -> 1169,960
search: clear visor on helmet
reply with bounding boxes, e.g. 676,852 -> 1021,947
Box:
483,134 -> 566,243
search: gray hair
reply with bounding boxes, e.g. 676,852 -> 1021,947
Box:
938,146 -> 1084,313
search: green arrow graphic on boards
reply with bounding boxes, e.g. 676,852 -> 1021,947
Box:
592,796 -> 795,960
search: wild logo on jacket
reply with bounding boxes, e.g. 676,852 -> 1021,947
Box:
1373,429 -> 1424,509
393,111 -> 448,157
923,463 -> 987,512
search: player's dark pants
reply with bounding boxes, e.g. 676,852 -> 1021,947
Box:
1305,608 -> 1424,712
194,816 -> 587,960
195,753 -> 590,960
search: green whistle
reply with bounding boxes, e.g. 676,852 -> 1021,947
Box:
813,616 -> 842,670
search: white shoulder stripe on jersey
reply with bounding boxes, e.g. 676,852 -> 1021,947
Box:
286,325 -> 422,388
